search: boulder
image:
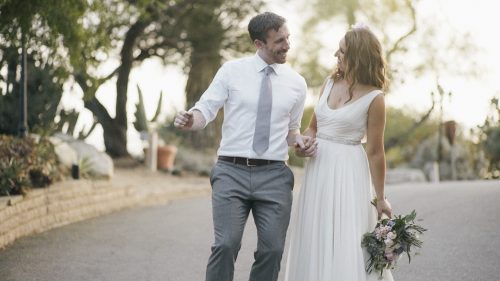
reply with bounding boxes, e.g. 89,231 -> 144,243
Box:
53,133 -> 114,179
386,168 -> 427,185
49,136 -> 78,169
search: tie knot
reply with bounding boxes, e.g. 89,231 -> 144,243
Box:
265,66 -> 273,75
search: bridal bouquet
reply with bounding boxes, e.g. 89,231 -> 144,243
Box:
361,200 -> 427,279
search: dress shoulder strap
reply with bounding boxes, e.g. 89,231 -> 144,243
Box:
359,90 -> 383,109
319,78 -> 334,101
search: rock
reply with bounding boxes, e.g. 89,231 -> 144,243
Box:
174,146 -> 217,176
386,168 -> 427,185
49,136 -> 78,169
411,132 -> 477,180
53,133 -> 114,179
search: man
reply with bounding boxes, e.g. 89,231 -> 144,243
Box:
174,12 -> 317,281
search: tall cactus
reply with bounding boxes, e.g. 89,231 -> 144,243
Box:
133,84 -> 163,133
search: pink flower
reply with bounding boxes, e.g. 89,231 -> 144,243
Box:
384,251 -> 395,261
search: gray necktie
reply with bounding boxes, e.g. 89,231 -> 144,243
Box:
253,66 -> 273,155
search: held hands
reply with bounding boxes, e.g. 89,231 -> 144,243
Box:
376,198 -> 392,220
174,110 -> 194,130
294,135 -> 318,157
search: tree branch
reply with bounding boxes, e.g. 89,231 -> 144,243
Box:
74,72 -> 113,125
84,97 -> 114,126
386,0 -> 417,64
385,97 -> 436,150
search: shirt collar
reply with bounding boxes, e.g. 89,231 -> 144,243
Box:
253,53 -> 282,75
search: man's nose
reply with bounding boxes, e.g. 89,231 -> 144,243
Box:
284,38 -> 290,50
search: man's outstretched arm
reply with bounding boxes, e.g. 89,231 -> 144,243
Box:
173,109 -> 207,131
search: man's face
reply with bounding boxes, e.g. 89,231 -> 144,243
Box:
257,24 -> 290,64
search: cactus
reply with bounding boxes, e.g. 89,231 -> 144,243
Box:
133,84 -> 163,133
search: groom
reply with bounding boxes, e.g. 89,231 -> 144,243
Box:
174,12 -> 317,281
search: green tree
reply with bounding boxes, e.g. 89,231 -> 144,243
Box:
0,51 -> 65,135
477,97 -> 500,178
73,0 -> 263,157
0,0 -> 89,135
73,0 -> 194,158
0,0 -> 88,67
1,0 -> 269,158
180,0 -> 263,149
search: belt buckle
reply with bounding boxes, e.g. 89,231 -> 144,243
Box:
246,158 -> 257,167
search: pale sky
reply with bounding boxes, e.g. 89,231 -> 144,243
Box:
62,0 -> 500,155
386,0 -> 500,129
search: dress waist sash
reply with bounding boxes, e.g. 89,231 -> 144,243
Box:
316,132 -> 361,145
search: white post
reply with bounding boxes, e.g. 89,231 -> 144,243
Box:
450,145 -> 457,180
147,131 -> 158,172
432,161 -> 440,183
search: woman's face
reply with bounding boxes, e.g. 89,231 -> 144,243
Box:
335,37 -> 347,72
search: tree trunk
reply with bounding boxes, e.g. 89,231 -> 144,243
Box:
102,118 -> 128,158
100,20 -> 148,158
182,2 -> 224,150
184,47 -> 223,149
79,20 -> 148,158
84,97 -> 128,158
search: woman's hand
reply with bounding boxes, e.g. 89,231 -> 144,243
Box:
294,135 -> 318,157
376,197 -> 392,220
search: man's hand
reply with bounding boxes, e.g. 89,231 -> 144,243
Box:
174,110 -> 194,130
294,135 -> 318,157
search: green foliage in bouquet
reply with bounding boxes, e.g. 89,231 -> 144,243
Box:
362,200 -> 427,279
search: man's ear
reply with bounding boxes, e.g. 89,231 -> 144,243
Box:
254,39 -> 265,49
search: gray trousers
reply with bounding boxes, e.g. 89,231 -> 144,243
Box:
205,160 -> 294,281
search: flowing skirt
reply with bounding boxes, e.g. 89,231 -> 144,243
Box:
284,139 -> 394,281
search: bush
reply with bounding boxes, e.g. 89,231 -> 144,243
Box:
288,147 -> 305,167
0,135 -> 60,196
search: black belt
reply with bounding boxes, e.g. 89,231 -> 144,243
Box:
218,156 -> 283,167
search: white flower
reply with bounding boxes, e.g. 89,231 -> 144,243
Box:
351,22 -> 370,30
383,226 -> 392,234
384,238 -> 395,247
387,232 -> 397,240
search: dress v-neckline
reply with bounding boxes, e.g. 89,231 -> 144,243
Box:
325,80 -> 380,111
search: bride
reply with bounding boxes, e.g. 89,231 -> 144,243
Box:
285,24 -> 394,281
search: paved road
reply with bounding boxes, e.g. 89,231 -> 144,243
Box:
1,180 -> 499,281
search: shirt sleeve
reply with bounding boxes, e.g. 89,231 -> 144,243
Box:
288,77 -> 308,131
190,64 -> 229,127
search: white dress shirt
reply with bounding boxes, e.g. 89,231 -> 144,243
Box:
191,53 -> 307,161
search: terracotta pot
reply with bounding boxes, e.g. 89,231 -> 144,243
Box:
444,120 -> 457,145
157,145 -> 178,171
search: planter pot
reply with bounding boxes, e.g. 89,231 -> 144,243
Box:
157,145 -> 178,171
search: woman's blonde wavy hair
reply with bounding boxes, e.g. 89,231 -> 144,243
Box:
331,27 -> 388,103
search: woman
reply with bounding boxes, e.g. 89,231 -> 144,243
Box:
284,24 -> 394,281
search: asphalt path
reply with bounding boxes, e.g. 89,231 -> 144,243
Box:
1,180 -> 499,281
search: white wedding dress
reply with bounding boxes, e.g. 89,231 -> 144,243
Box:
284,79 -> 394,281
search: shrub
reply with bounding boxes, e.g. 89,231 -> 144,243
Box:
288,148 -> 305,167
0,135 -> 60,196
